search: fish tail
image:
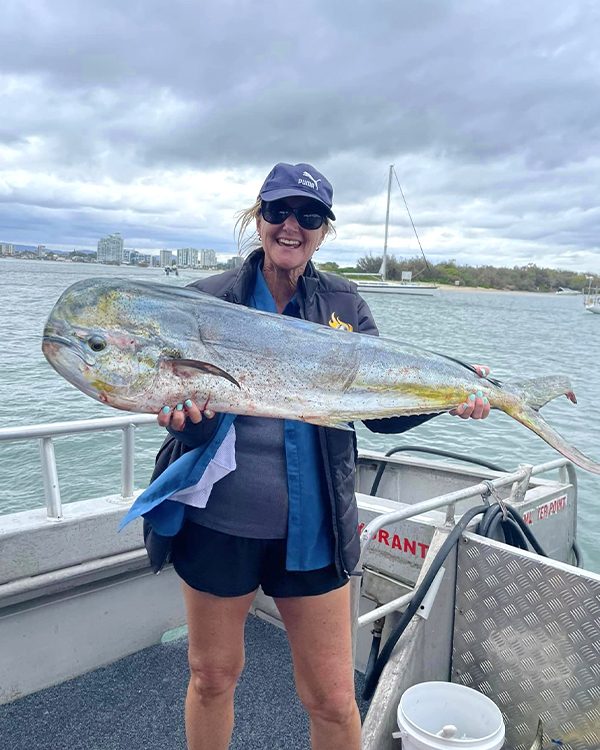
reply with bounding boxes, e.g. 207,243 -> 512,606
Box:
508,375 -> 577,411
503,376 -> 600,474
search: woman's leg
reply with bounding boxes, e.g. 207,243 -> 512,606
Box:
181,582 -> 256,750
275,583 -> 361,750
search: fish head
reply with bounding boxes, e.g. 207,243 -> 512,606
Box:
42,278 -> 166,411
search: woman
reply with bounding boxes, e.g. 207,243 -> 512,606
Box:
150,162 -> 490,750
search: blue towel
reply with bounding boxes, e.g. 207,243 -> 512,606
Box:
120,413 -> 237,536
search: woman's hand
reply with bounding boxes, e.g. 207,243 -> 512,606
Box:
157,399 -> 215,431
450,364 -> 491,420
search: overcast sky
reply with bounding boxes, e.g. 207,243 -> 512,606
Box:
2,0 -> 600,272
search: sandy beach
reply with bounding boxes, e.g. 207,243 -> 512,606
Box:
436,284 -> 558,295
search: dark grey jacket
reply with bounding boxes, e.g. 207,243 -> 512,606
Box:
145,250 -> 433,575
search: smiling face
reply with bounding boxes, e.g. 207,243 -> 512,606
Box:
257,196 -> 328,274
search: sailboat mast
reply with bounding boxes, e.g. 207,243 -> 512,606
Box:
382,164 -> 393,282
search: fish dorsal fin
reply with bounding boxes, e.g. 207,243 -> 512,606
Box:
436,352 -> 503,388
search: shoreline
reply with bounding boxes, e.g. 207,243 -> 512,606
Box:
436,284 -> 561,295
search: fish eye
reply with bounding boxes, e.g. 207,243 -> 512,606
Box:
88,335 -> 107,352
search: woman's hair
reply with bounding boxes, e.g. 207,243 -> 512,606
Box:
234,197 -> 336,256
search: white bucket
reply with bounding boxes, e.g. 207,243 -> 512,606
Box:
396,681 -> 505,750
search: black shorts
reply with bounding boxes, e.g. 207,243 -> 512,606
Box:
171,521 -> 348,598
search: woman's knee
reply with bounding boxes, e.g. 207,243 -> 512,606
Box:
187,654 -> 244,700
299,685 -> 358,725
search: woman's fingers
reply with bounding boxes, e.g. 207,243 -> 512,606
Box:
450,391 -> 490,420
473,364 -> 491,378
170,403 -> 187,430
184,399 -> 203,424
449,364 -> 491,419
157,405 -> 172,428
156,399 -> 216,429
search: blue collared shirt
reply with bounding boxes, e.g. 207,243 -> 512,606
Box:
249,266 -> 334,571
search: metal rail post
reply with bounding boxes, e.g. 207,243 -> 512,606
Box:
121,424 -> 136,501
39,436 -> 62,520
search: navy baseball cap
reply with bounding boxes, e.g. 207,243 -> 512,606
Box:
259,162 -> 336,220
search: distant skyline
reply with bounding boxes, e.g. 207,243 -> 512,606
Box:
2,1 -> 600,273
1,240 -> 231,261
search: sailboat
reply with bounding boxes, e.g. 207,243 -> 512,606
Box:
583,277 -> 600,314
356,165 -> 438,296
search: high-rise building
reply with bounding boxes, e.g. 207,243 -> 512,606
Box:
160,249 -> 174,267
177,248 -> 198,268
199,248 -> 218,268
97,233 -> 124,264
36,245 -> 46,258
0,243 -> 15,256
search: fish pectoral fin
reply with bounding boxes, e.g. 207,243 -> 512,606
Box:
167,358 -> 241,389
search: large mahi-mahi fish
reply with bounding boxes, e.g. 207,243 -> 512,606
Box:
41,277 -> 600,475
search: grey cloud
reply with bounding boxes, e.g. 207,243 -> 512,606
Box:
1,0 -> 600,270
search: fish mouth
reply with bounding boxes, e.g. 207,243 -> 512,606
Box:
42,334 -> 95,366
43,334 -> 76,348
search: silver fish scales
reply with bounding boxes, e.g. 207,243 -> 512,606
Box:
42,277 -> 600,475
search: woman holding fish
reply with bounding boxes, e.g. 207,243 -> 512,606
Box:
151,163 -> 490,750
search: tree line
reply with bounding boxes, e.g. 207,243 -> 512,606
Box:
317,254 -> 598,292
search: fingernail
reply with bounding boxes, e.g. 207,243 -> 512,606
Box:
469,394 -> 476,401
176,403 -> 183,411
161,406 -> 170,414
184,399 -> 193,408
476,390 -> 483,398
483,397 -> 489,404
205,409 -> 215,418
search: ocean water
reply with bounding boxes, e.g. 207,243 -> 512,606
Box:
1,257 -> 599,570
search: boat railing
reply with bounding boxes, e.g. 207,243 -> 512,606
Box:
0,414 -> 157,520
355,456 -> 577,629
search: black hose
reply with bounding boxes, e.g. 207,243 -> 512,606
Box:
362,500 -> 553,700
362,504 -> 489,700
484,509 -> 505,541
362,445 -> 576,698
476,503 -> 548,556
364,621 -> 383,682
478,504 -> 500,537
503,503 -> 548,556
369,446 -> 507,496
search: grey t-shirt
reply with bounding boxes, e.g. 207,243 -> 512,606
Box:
185,416 -> 289,538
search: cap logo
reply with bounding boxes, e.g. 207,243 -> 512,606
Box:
298,170 -> 321,191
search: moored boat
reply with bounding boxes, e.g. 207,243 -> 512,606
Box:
355,166 -> 438,297
583,281 -> 600,313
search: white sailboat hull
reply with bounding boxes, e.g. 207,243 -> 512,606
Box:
356,281 -> 438,296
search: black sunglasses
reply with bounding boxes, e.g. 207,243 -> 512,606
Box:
260,200 -> 326,230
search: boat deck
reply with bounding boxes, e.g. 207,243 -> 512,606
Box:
0,614 -> 370,750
